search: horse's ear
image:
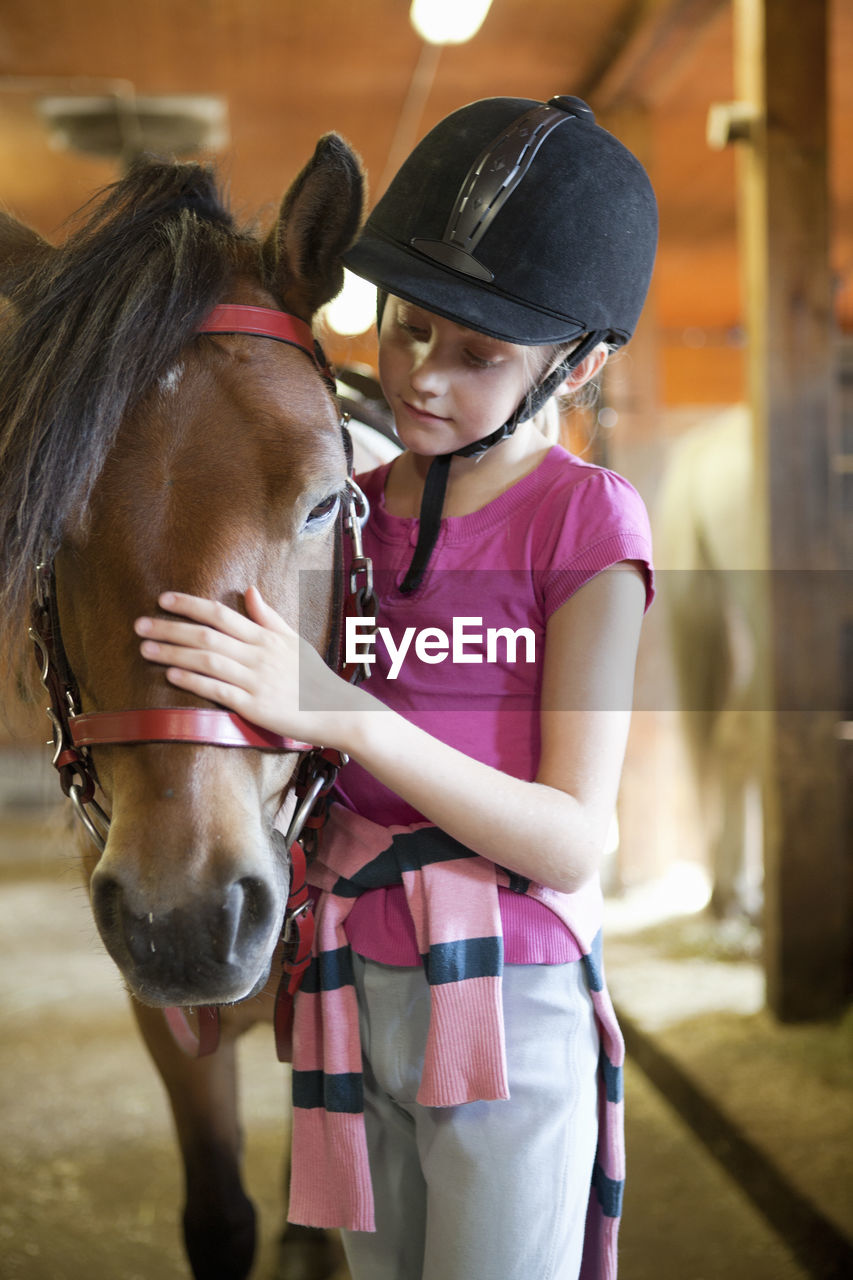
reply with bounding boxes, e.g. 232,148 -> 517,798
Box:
0,213 -> 54,295
264,133 -> 365,319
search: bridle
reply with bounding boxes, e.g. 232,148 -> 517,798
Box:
28,302 -> 376,1058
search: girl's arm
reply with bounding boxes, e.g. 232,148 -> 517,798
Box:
135,565 -> 646,894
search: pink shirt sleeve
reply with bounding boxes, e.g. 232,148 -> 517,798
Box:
536,466 -> 655,620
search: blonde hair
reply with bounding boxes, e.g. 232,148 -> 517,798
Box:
523,339 -> 612,444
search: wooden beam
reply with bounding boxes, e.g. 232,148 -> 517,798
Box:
733,0 -> 849,1020
581,0 -> 728,109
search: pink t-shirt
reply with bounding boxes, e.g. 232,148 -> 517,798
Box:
335,445 -> 654,964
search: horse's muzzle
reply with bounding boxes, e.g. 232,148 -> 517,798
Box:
90,866 -> 285,1005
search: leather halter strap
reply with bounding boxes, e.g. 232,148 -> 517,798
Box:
198,303 -> 335,384
70,708 -> 312,753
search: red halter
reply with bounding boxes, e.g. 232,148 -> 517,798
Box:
199,303 -> 336,385
70,706 -> 312,754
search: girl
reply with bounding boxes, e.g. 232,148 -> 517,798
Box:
136,95 -> 658,1280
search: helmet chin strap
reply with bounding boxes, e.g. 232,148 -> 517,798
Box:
397,329 -> 604,595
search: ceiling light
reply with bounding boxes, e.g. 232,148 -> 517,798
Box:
409,0 -> 493,46
323,269 -> 378,336
36,94 -> 229,159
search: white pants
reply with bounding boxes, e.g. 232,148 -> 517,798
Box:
342,956 -> 600,1280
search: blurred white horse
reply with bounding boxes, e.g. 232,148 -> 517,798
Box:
654,405 -> 764,921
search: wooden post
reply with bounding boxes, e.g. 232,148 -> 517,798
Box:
733,0 -> 848,1019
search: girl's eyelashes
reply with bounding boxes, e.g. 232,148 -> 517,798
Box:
396,316 -> 501,370
464,350 -> 499,370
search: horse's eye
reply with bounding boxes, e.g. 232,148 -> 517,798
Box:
306,492 -> 341,526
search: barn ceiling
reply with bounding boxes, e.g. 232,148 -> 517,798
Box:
1,0 -> 851,402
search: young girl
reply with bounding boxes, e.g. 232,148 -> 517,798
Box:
136,95 -> 658,1280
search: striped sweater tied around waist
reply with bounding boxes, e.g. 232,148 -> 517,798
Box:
287,803 -> 625,1280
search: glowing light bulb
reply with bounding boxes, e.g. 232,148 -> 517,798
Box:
323,270 -> 378,337
410,0 -> 493,46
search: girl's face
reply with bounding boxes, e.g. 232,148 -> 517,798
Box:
378,296 -> 552,456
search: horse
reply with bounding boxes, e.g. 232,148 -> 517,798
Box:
653,404 -> 765,925
0,137 -> 365,1280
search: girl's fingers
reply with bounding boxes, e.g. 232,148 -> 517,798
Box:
138,638 -> 252,686
244,585 -> 289,633
157,592 -> 259,641
135,589 -> 294,645
132,589 -> 308,741
161,664 -> 255,715
134,616 -> 249,661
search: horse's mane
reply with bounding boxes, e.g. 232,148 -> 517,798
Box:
0,158 -> 259,674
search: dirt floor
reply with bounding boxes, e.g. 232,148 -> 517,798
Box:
1,789 -> 850,1280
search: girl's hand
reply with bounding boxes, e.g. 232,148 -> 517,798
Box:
134,587 -> 367,748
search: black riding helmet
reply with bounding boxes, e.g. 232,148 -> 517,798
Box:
343,94 -> 658,592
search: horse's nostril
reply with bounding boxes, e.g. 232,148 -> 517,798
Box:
91,872 -> 121,935
204,877 -> 277,966
212,880 -> 245,965
235,876 -> 275,947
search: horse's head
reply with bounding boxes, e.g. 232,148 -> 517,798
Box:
0,138 -> 365,1007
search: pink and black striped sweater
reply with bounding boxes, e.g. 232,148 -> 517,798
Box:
287,804 -> 626,1280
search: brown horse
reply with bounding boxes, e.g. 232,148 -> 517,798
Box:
0,139 -> 364,1279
